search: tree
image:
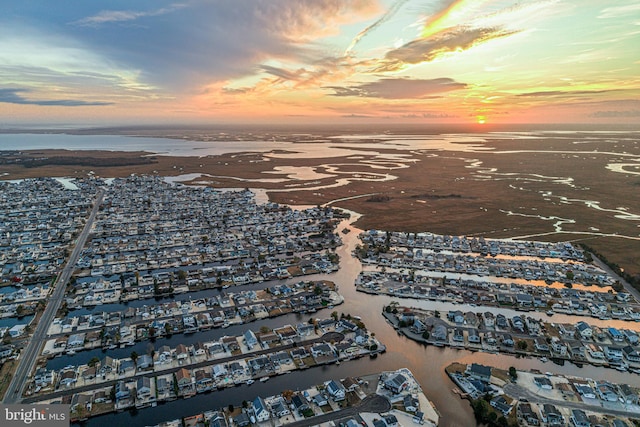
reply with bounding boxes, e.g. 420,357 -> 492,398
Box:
16,305 -> 25,317
422,331 -> 430,340
517,340 -> 528,351
88,357 -> 100,368
130,351 -> 139,363
508,366 -> 518,380
228,404 -> 234,413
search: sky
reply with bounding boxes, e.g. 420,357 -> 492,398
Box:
1,0 -> 639,126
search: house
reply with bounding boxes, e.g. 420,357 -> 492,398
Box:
482,312 -> 495,328
207,411 -> 228,427
383,372 -> 409,394
448,310 -> 464,324
403,394 -> 419,413
382,414 -> 398,427
551,338 -> 568,356
271,397 -> 290,417
176,368 -> 192,389
432,325 -> 448,342
175,344 -> 189,360
81,366 -> 96,381
623,346 -> 640,363
67,333 -> 86,349
534,376 -> 553,390
518,403 -> 539,426
99,356 -> 116,375
608,327 -> 625,342
587,343 -> 604,360
71,393 -> 92,412
624,329 -> 639,345
595,381 -> 620,402
118,359 -> 136,376
136,354 -> 153,371
453,328 -> 464,342
252,396 -> 270,422
468,329 -> 481,344
618,384 -> 639,405
291,394 -> 309,413
466,363 -> 491,383
540,403 -> 564,426
570,409 -> 590,427
244,329 -> 258,349
326,379 -> 346,401
233,412 -> 250,427
534,338 -> 549,352
115,381 -> 130,400
605,346 -> 623,362
310,343 -> 334,358
574,383 -> 596,399
136,376 -> 152,399
59,369 -> 77,387
313,393 -> 329,407
496,314 -> 508,329
501,333 -> 514,347
34,368 -> 54,387
490,396 -> 511,415
0,345 -> 14,358
576,321 -> 592,339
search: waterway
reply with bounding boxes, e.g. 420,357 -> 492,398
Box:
69,212 -> 640,427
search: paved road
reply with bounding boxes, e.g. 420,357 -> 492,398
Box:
3,189 -> 104,404
504,383 -> 640,419
590,254 -> 640,302
282,394 -> 391,427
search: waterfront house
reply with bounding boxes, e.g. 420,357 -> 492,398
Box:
136,376 -> 152,399
623,346 -> 640,363
176,368 -> 192,389
228,362 -> 244,376
81,366 -> 96,381
403,395 -> 419,413
574,383 -> 596,399
595,381 -> 620,402
466,364 -> 491,383
432,325 -> 448,342
252,396 -> 270,422
605,346 -> 623,362
326,379 -> 346,401
175,344 -> 189,360
468,329 -> 481,344
136,354 -> 153,371
119,359 -> 136,376
99,356 -> 116,376
501,333 -> 514,347
534,338 -> 549,352
618,384 -> 639,405
453,328 -> 464,342
576,321 -> 593,340
291,394 -> 309,413
60,368 -> 78,387
244,329 -> 258,349
310,343 -> 334,358
608,327 -> 625,342
496,314 -> 508,329
221,336 -> 240,352
115,381 -> 130,401
490,396 -> 511,415
383,372 -> 409,394
587,343 -> 605,360
313,393 -> 329,407
624,330 -> 639,345
551,338 -> 568,356
271,397 -> 290,417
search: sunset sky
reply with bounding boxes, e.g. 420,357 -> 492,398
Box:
2,0 -> 639,126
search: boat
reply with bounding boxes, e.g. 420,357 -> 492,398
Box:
546,310 -> 554,316
246,379 -> 254,385
259,376 -> 269,382
539,357 -> 548,363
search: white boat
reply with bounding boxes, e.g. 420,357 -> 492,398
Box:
539,357 -> 548,362
246,379 -> 254,385
259,376 -> 269,382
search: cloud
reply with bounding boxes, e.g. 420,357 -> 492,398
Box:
516,89 -> 613,97
65,0 -> 381,90
598,4 -> 640,19
72,3 -> 188,27
590,109 -> 640,118
378,26 -> 519,71
0,88 -> 112,106
345,0 -> 408,54
326,77 -> 467,99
